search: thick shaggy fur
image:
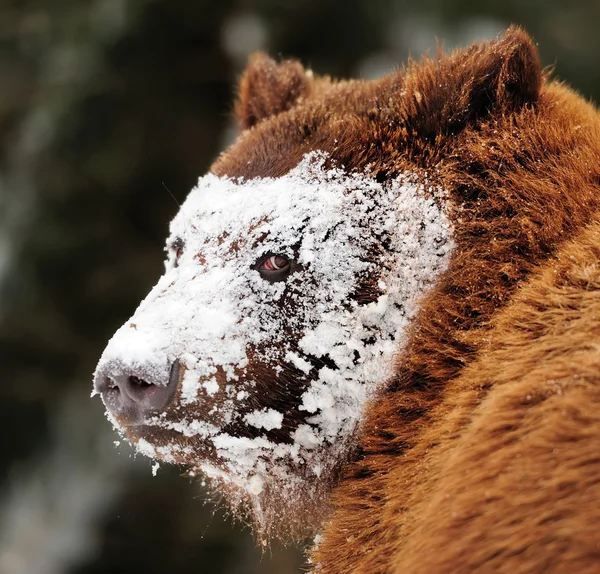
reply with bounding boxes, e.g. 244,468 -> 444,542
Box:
315,219 -> 600,573
213,28 -> 600,572
96,27 -> 600,571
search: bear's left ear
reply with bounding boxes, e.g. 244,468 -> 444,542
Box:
402,27 -> 542,138
235,52 -> 312,129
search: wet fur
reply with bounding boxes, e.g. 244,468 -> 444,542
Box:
211,27 -> 600,572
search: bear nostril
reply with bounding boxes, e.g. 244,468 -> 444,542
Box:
96,375 -> 118,394
128,375 -> 152,388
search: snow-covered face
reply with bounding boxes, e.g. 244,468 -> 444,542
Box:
94,152 -> 453,537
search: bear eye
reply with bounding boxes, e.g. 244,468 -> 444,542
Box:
262,255 -> 288,271
256,254 -> 291,282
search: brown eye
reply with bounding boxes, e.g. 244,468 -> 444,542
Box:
256,254 -> 292,282
261,255 -> 288,271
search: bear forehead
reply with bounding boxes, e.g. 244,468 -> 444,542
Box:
168,150 -> 380,256
212,79 -> 402,181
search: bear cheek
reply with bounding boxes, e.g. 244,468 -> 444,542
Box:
234,355 -> 315,441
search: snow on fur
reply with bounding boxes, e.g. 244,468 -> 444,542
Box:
95,151 -> 454,532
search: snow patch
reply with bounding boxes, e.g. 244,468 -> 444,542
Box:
244,408 -> 284,431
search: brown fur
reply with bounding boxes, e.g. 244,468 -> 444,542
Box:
98,27 -> 600,570
315,217 -> 600,573
212,27 -> 600,572
235,52 -> 313,129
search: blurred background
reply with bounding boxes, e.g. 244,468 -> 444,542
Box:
0,1 -> 598,573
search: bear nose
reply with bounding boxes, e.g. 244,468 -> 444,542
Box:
94,360 -> 180,425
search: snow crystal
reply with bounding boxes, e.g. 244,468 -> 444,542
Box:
292,424 -> 322,449
95,151 -> 454,515
244,408 -> 284,431
135,438 -> 156,459
285,351 -> 312,375
247,474 -> 265,495
202,378 -> 219,397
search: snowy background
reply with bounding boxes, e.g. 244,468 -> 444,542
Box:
1,1 -> 598,573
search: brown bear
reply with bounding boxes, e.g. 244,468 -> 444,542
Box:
94,27 -> 600,572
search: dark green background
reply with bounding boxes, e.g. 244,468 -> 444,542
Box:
1,1 -> 598,572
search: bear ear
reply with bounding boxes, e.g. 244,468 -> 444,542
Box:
404,27 -> 542,138
235,52 -> 312,129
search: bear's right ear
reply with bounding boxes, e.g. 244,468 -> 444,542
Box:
235,52 -> 311,129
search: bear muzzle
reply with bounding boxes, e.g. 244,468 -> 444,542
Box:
94,359 -> 181,425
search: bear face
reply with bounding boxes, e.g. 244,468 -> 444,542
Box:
94,148 -> 454,538
94,27 -> 600,543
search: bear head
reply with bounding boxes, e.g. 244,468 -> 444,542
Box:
93,27 -> 547,540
